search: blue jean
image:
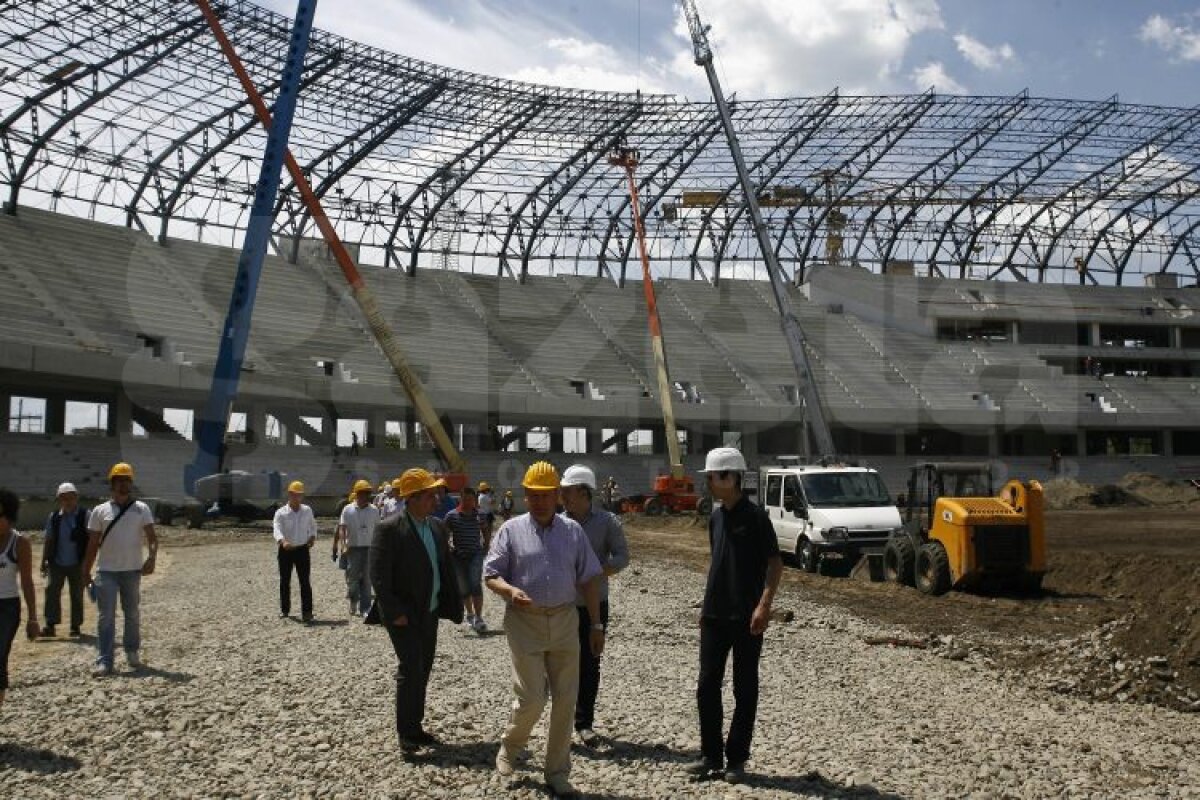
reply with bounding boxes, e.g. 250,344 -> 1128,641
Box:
95,570 -> 141,667
452,552 -> 484,598
344,547 -> 372,615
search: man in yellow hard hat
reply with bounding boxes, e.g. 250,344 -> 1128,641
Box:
368,468 -> 462,755
380,477 -> 405,524
484,461 -> 603,798
272,480 -> 317,624
337,479 -> 378,618
80,462 -> 158,676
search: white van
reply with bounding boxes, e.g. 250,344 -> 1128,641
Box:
757,464 -> 901,574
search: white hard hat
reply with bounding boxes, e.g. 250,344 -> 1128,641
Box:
560,464 -> 597,490
702,447 -> 747,473
56,482 -> 78,496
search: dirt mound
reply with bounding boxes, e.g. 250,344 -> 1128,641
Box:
1042,478 -> 1097,510
1043,473 -> 1200,509
1118,472 -> 1200,506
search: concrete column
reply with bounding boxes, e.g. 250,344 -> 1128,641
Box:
987,429 -> 1000,458
366,409 -> 387,449
111,393 -> 132,437
1010,321 -> 1020,345
1089,322 -> 1102,347
740,428 -> 759,461
549,428 -> 564,453
650,426 -> 666,455
0,391 -> 8,432
1076,429 -> 1088,457
246,404 -> 268,446
586,427 -> 603,454
1162,429 -> 1174,457
1171,326 -> 1183,350
45,393 -> 66,435
895,430 -> 906,456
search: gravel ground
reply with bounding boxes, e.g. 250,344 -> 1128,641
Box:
2,527 -> 1197,799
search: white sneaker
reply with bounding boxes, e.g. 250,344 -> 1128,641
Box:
473,616 -> 488,633
92,663 -> 114,678
464,614 -> 476,630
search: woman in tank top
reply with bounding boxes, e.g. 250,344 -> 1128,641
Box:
0,488 -> 40,705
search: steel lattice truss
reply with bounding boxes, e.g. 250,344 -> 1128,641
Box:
2,0 -> 1199,286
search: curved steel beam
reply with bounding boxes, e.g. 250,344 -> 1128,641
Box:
1081,165 -> 1200,282
791,91 -> 936,270
499,105 -> 642,281
860,91 -> 1029,267
126,52 -> 339,228
6,22 -> 206,213
932,96 -> 1119,276
284,78 -> 447,255
387,95 -> 547,274
1021,106 -> 1200,278
154,63 -> 336,241
710,92 -> 841,273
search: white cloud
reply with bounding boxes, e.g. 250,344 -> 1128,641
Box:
667,0 -> 945,98
1139,14 -> 1200,61
954,33 -> 1015,71
911,61 -> 967,94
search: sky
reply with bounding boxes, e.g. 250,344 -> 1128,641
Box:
253,0 -> 1200,107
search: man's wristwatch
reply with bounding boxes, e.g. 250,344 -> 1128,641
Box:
591,623 -> 606,632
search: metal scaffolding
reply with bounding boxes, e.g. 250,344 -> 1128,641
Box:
2,0 -> 1198,285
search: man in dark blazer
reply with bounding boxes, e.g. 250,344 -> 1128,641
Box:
369,468 -> 463,754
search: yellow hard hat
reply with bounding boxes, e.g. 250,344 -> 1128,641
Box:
522,461 -> 560,491
287,480 -> 305,494
396,468 -> 445,498
478,481 -> 491,492
108,462 -> 134,481
391,477 -> 404,491
352,479 -> 373,494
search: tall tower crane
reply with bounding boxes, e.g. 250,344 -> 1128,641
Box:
680,0 -> 836,459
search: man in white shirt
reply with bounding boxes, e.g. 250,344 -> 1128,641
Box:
273,480 -> 317,624
337,479 -> 379,617
80,462 -> 158,677
380,477 -> 406,524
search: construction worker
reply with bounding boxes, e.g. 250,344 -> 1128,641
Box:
484,461 -> 603,799
499,490 -> 515,521
0,488 -> 40,705
559,464 -> 629,747
40,481 -> 89,638
368,468 -> 462,755
477,481 -> 497,537
380,478 -> 406,524
602,476 -> 619,511
273,480 -> 317,624
80,462 -> 158,677
337,479 -> 378,617
686,447 -> 782,784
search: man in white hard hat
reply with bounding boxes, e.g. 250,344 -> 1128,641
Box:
40,482 -> 89,638
686,447 -> 782,785
558,463 -> 629,747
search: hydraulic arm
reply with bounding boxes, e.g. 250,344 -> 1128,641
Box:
680,0 -> 836,459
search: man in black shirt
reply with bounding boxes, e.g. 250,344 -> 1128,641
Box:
687,447 -> 782,784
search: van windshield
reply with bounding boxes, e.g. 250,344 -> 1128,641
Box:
800,472 -> 892,508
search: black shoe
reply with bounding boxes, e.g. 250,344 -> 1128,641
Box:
302,615 -> 314,625
279,612 -> 289,619
411,730 -> 441,746
39,625 -> 56,638
399,738 -> 422,754
723,763 -> 746,784
684,757 -> 721,777
69,628 -> 81,638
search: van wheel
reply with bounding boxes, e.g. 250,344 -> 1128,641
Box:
884,538 -> 916,586
915,541 -> 951,596
797,538 -> 819,573
643,497 -> 664,516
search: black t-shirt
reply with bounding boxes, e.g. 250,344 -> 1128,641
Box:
701,494 -> 780,621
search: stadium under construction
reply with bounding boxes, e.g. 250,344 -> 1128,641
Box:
1,0 -> 1199,504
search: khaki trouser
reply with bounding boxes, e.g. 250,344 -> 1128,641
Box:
501,604 -> 580,782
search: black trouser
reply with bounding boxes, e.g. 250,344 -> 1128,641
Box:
385,612 -> 438,740
277,546 -> 312,618
45,563 -> 84,630
0,598 -> 20,692
575,601 -> 609,731
697,617 -> 764,767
